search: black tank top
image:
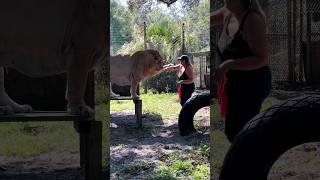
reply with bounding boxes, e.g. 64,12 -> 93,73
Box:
179,70 -> 189,80
178,66 -> 195,87
217,10 -> 271,82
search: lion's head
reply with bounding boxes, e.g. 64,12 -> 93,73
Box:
130,49 -> 165,80
145,49 -> 164,72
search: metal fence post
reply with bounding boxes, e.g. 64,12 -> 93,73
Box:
287,0 -> 293,82
182,23 -> 186,54
306,0 -> 312,82
144,22 -> 147,94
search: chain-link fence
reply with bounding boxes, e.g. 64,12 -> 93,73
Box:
212,0 -> 320,85
297,0 -> 320,83
266,0 -> 320,83
188,51 -> 210,89
185,21 -> 210,90
265,0 -> 290,82
111,21 -> 210,92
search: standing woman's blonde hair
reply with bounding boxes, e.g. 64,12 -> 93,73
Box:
241,0 -> 266,21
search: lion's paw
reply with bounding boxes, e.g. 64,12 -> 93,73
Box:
13,104 -> 33,113
110,93 -> 120,98
0,106 -> 14,115
68,104 -> 94,118
131,95 -> 140,100
0,93 -> 33,113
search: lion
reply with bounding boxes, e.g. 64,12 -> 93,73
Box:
0,0 -> 107,117
110,49 -> 165,99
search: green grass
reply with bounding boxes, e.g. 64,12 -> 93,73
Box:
111,92 -> 182,120
152,145 -> 210,180
151,166 -> 177,180
0,84 -> 110,168
212,131 -> 230,172
0,122 -> 79,157
121,163 -> 151,175
0,113 -> 109,166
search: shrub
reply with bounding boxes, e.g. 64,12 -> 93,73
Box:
144,71 -> 178,93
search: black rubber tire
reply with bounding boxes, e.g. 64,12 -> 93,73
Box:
178,92 -> 211,136
219,95 -> 320,180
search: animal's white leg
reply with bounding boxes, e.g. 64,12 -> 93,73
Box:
0,67 -> 32,114
110,83 -> 120,97
66,50 -> 94,117
66,0 -> 107,117
130,80 -> 140,100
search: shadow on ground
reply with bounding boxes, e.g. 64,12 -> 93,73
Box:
110,110 -> 210,179
0,150 -> 109,180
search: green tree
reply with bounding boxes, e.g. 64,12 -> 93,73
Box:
111,0 -> 133,55
112,0 -> 209,93
184,0 -> 210,52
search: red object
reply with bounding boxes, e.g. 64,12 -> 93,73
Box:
178,86 -> 181,98
217,78 -> 228,118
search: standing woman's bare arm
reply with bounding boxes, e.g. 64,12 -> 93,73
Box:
162,64 -> 181,72
243,14 -> 269,68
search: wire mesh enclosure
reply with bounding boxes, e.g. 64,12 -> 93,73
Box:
267,0 -> 320,83
297,0 -> 320,83
212,0 -> 320,84
188,51 -> 210,89
266,0 -> 290,82
111,0 -> 209,92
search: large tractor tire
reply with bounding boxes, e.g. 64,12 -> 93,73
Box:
220,95 -> 320,180
178,92 -> 211,136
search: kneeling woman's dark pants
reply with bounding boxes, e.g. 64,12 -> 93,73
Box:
225,74 -> 271,142
180,83 -> 195,106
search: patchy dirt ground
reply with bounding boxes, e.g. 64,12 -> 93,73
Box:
269,142 -> 320,180
0,151 -> 110,180
110,108 -> 210,179
0,151 -> 83,180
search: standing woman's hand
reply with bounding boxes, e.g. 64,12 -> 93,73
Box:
213,59 -> 234,83
162,64 -> 181,72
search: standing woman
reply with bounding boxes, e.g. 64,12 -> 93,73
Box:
163,55 -> 195,106
211,0 -> 272,142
